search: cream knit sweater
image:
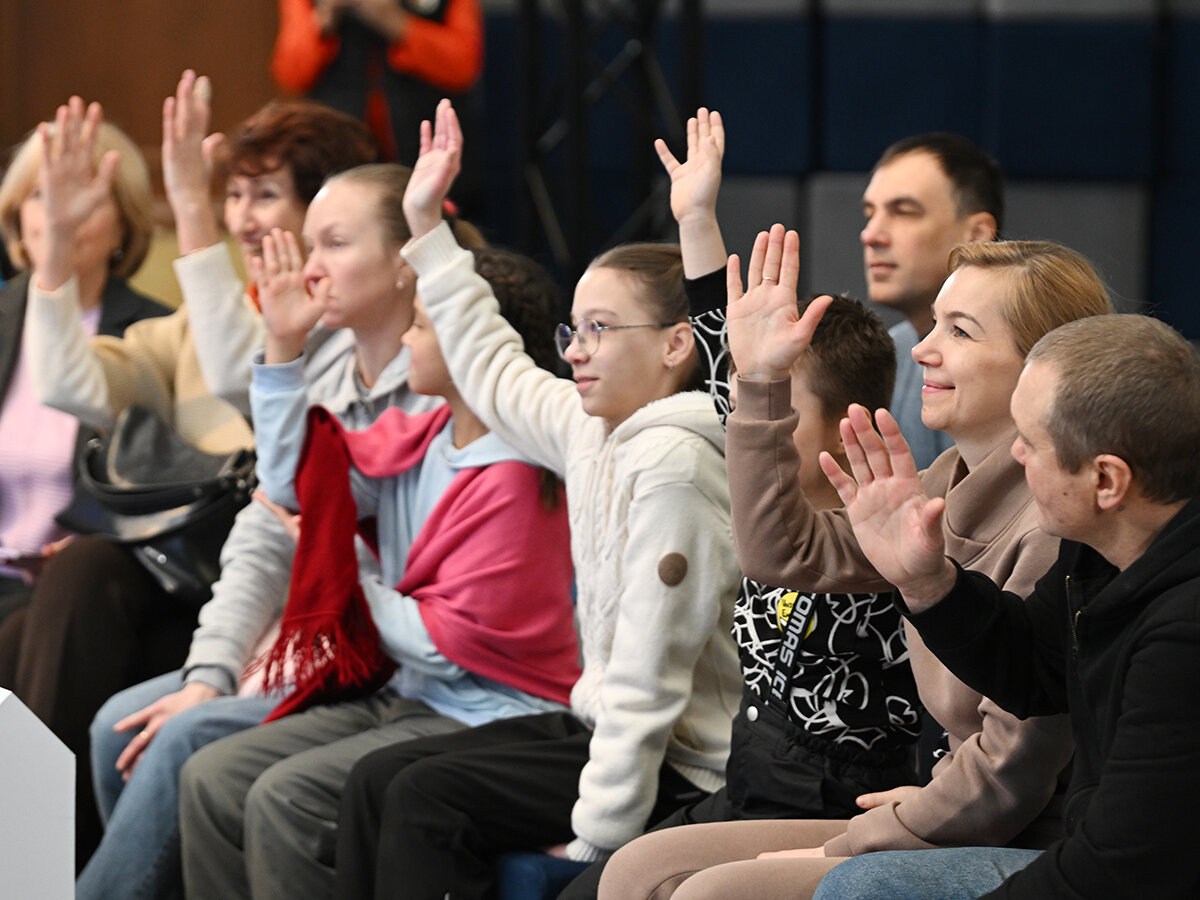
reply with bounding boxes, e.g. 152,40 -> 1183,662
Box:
406,223 -> 742,860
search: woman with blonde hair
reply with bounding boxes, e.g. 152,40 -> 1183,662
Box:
0,98 -> 167,617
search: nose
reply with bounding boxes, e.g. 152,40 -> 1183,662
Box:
226,195 -> 254,236
860,211 -> 887,247
301,249 -> 324,282
912,329 -> 938,368
562,332 -> 588,364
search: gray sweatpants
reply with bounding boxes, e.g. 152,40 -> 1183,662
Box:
177,690 -> 466,900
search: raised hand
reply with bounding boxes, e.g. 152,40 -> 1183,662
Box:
655,108 -> 727,276
656,108 -> 723,226
254,228 -> 324,363
726,224 -> 831,381
35,96 -> 120,290
403,98 -> 462,240
162,69 -> 224,253
818,405 -> 956,611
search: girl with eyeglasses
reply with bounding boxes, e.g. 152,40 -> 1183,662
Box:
324,98 -> 743,900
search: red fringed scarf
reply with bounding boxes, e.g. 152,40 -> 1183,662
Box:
259,404 -> 453,722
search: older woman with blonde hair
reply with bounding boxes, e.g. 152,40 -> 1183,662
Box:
0,99 -> 167,615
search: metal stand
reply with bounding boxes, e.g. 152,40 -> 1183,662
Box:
516,0 -> 704,285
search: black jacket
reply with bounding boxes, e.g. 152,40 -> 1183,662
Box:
908,496 -> 1200,899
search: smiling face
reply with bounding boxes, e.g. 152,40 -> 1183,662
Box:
300,180 -> 409,333
912,266 -> 1026,462
224,166 -> 307,270
19,178 -> 123,282
562,266 -> 686,431
861,151 -> 984,323
1010,361 -> 1095,540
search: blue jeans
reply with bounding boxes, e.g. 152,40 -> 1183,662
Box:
78,671 -> 279,900
813,848 -> 1044,900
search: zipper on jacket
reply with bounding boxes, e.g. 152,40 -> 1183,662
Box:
1067,575 -> 1080,661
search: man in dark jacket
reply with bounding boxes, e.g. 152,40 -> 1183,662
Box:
811,313 -> 1200,900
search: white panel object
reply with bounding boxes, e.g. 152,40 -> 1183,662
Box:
0,688 -> 74,900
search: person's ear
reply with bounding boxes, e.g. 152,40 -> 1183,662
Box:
1093,453 -> 1134,512
827,415 -> 847,458
663,322 -> 695,371
965,211 -> 997,243
393,254 -> 414,291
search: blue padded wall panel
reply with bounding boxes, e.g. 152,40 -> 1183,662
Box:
984,20 -> 1156,178
702,17 -> 813,175
1164,16 -> 1200,175
820,17 -> 983,171
1005,180 -> 1147,313
479,12 -> 531,244
1150,177 -> 1200,340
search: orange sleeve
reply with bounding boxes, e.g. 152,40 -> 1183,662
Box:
271,0 -> 343,94
387,0 -> 484,94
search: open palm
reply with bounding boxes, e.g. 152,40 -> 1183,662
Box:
403,98 -> 462,239
819,406 -> 956,609
255,229 -> 324,354
656,107 -> 723,223
40,97 -> 118,237
726,224 -> 830,381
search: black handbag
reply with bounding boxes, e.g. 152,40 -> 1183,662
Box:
56,405 -> 257,608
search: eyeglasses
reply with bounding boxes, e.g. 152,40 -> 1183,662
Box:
554,319 -> 676,359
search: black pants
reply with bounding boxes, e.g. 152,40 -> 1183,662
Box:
334,710 -> 708,900
0,574 -> 31,625
0,536 -> 196,871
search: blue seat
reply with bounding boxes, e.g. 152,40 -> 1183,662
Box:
495,852 -> 590,900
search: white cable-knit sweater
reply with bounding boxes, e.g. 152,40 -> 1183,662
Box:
405,223 -> 742,860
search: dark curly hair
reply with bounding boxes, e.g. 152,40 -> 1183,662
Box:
472,248 -> 562,376
472,247 -> 564,507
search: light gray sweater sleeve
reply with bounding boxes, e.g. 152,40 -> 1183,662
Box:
182,500 -> 294,694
